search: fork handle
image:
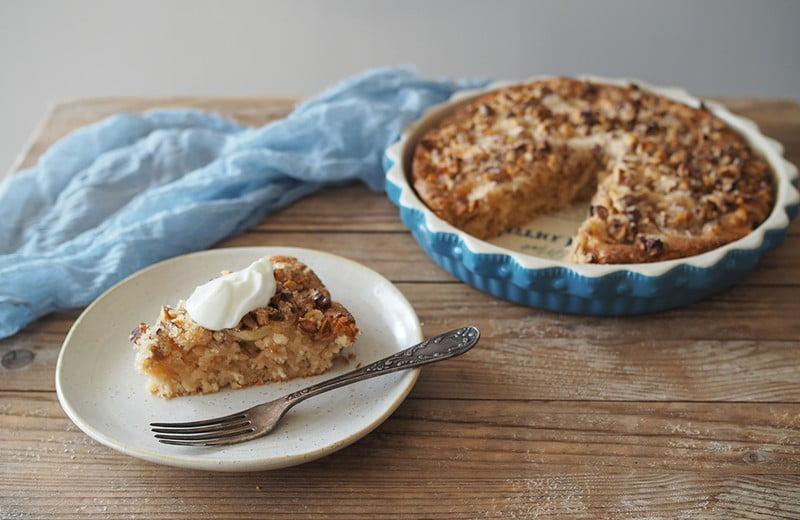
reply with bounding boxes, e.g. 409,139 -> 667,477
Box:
284,326 -> 480,405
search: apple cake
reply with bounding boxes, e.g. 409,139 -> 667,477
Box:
130,255 -> 359,398
411,77 -> 775,263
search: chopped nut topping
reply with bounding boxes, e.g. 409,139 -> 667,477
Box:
635,235 -> 664,257
299,309 -> 325,334
606,215 -> 630,242
412,77 -> 775,264
241,314 -> 258,330
589,205 -> 609,219
313,290 -> 331,309
254,307 -> 270,326
130,324 -> 146,343
479,103 -> 495,117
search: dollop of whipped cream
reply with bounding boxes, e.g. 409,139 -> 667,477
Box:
185,258 -> 277,330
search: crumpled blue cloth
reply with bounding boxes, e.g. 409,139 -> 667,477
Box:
0,67 -> 490,339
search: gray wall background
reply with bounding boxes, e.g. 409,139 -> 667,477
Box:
1,0 -> 799,174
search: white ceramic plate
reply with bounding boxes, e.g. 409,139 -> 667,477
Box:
55,247 -> 422,471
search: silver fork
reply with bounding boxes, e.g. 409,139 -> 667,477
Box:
151,325 -> 480,446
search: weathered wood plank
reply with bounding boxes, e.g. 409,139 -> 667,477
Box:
2,283 -> 798,400
252,183 -> 408,232
0,311 -> 77,393
406,282 -> 800,343
1,392 -> 798,518
2,476 -> 798,519
412,338 -> 800,402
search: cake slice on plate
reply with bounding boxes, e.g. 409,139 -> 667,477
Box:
130,255 -> 359,398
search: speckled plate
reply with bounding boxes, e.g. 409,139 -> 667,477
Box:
385,76 -> 799,314
55,247 -> 422,471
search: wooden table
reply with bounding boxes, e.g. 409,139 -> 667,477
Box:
2,97 -> 799,519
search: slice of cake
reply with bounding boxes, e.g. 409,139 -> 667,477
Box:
130,255 -> 359,398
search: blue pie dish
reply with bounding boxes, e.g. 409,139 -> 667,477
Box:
385,76 -> 799,315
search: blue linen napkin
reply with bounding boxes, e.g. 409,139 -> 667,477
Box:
0,67 -> 490,339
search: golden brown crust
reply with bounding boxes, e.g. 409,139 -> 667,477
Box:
266,255 -> 357,342
130,256 -> 359,398
412,77 -> 775,263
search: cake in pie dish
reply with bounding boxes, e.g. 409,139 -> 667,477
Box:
130,255 -> 359,398
411,77 -> 775,264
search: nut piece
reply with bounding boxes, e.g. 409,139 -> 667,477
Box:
589,205 -> 609,219
241,314 -> 258,330
313,290 -> 331,310
299,309 -> 325,334
130,324 -> 147,343
635,235 -> 664,258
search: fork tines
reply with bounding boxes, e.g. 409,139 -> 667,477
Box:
150,412 -> 255,446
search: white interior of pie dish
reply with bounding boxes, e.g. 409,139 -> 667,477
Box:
386,75 -> 799,278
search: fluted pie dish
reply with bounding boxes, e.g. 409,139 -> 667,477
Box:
385,75 -> 799,314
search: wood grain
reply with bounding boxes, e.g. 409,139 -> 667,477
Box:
1,96 -> 798,519
3,282 -> 799,399
1,392 -> 799,518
